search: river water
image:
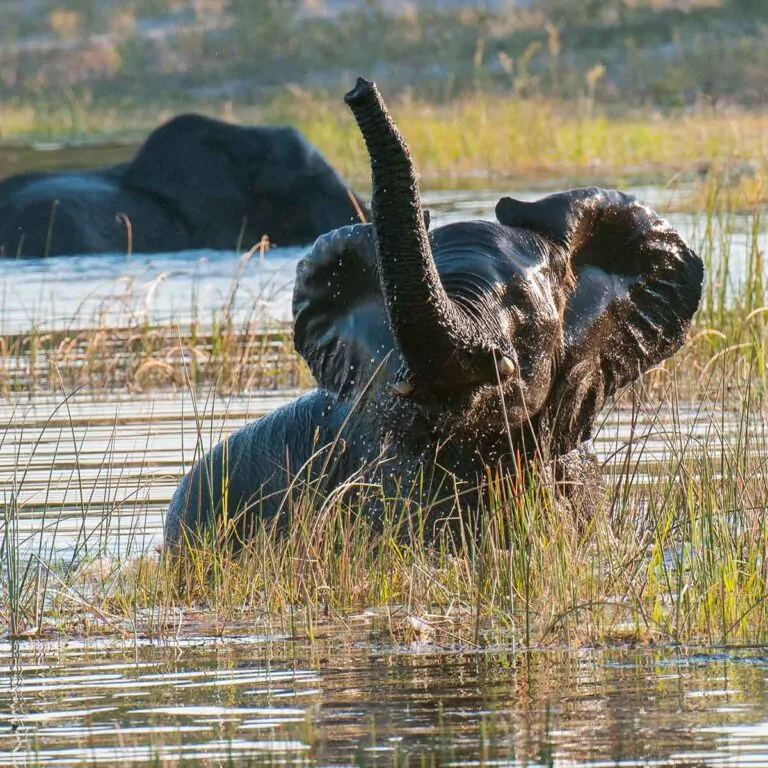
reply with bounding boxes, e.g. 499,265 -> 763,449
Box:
0,180 -> 756,559
5,634 -> 768,765
1,158 -> 767,765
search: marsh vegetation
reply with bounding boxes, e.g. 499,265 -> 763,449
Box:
2,2 -> 768,762
0,177 -> 766,650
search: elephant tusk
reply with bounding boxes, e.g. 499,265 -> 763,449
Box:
390,380 -> 414,397
496,355 -> 515,379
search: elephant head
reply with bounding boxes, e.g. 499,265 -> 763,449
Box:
123,114 -> 367,250
340,79 -> 573,439
294,78 -> 703,461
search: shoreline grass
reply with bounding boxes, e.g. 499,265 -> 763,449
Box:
1,94 -> 768,192
1,380 -> 765,648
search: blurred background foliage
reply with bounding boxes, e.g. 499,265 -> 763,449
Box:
0,0 -> 765,114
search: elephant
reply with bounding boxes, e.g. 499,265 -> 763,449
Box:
164,78 -> 704,548
0,113 -> 367,258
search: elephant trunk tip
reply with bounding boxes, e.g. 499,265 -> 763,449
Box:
344,77 -> 376,105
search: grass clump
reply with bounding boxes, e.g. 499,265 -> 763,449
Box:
0,321 -> 303,397
0,249 -> 310,397
2,93 -> 768,189
4,358 -> 768,649
3,176 -> 768,648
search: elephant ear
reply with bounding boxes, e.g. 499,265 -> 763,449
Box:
292,223 -> 400,398
497,188 -> 704,449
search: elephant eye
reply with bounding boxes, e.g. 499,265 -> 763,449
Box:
506,304 -> 526,325
502,281 -> 534,316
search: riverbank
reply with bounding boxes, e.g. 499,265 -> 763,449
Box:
1,94 -> 767,194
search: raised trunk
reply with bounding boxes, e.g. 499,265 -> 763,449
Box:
344,78 -> 476,389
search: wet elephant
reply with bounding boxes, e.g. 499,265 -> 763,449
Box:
0,113 -> 368,258
165,79 -> 704,547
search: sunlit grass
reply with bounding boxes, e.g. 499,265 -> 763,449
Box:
4,371 -> 768,648
0,254 -> 309,396
289,95 -> 768,186
2,176 -> 768,647
104,369 -> 768,649
2,92 -> 768,188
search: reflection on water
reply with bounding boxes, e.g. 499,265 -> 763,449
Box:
0,245 -> 301,334
3,633 -> 768,766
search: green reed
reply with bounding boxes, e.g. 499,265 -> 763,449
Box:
2,360 -> 768,646
2,92 -> 768,188
3,176 -> 768,645
138,376 -> 768,649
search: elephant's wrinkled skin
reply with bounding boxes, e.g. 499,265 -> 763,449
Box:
0,114 -> 367,258
165,79 -> 704,547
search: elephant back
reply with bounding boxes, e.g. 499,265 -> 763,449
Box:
164,390 -> 350,546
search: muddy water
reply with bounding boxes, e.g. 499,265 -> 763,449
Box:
5,634 -> 768,765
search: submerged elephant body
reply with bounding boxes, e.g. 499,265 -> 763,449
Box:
0,169 -> 186,256
166,80 -> 704,547
0,114 -> 366,258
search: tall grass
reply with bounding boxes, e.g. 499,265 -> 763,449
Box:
2,177 -> 768,647
5,374 -> 765,648
1,93 -> 768,187
0,258 -> 308,397
3,379 -> 767,647
137,366 -> 768,649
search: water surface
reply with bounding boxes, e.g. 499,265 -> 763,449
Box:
0,183 -> 760,335
3,633 -> 768,766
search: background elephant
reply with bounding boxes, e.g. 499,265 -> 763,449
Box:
165,79 -> 703,547
0,113 -> 367,258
